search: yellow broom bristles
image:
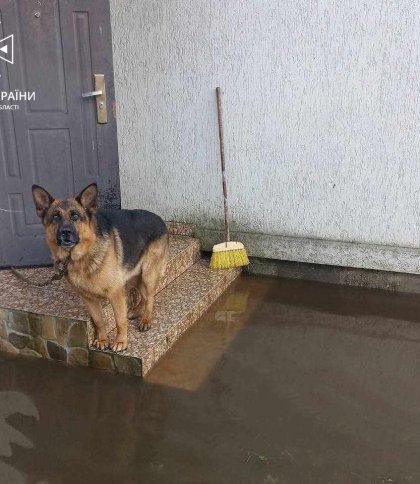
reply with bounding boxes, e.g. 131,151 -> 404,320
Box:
210,241 -> 249,269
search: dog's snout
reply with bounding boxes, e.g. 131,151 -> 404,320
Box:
57,225 -> 79,248
60,228 -> 72,237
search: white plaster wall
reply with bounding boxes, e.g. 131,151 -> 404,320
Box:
109,1 -> 420,258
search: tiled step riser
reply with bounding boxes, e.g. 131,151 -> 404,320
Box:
0,308 -> 89,366
0,307 -> 142,376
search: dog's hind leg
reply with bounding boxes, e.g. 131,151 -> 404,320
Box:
108,286 -> 128,352
138,236 -> 169,332
84,297 -> 109,350
126,278 -> 141,320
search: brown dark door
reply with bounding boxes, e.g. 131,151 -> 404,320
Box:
0,0 -> 120,267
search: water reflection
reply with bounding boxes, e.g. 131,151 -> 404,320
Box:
0,391 -> 39,484
146,287 -> 251,390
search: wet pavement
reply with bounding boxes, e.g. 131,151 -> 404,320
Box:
1,275 -> 420,483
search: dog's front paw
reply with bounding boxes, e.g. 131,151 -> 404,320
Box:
90,338 -> 110,350
110,338 -> 128,352
139,317 -> 151,332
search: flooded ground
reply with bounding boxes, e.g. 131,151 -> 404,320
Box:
1,275 -> 420,483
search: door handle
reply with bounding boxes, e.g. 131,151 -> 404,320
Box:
81,74 -> 107,124
82,90 -> 103,97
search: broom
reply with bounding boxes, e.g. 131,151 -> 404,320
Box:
210,87 -> 249,270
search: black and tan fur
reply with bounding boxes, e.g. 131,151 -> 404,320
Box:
32,183 -> 168,352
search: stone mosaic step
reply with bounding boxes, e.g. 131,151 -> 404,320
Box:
0,308 -> 90,365
0,235 -> 200,320
88,260 -> 241,376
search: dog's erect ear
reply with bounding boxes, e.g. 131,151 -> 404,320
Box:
32,185 -> 54,219
76,183 -> 98,213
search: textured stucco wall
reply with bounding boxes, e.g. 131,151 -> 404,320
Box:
109,1 -> 420,270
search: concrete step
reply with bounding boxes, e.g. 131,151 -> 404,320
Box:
88,260 -> 241,376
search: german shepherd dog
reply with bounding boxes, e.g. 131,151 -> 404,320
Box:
32,183 -> 169,352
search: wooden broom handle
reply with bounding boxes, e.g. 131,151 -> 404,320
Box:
216,87 -> 230,243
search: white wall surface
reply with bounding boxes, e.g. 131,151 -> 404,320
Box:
109,1 -> 420,269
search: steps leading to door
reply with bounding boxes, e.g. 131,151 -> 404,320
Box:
0,234 -> 241,376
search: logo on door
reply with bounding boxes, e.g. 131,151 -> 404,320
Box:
0,35 -> 13,64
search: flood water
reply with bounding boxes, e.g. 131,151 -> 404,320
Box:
1,275 -> 420,483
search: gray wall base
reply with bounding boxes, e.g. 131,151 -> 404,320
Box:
245,257 -> 420,294
196,228 -> 420,285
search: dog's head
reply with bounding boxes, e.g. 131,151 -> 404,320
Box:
32,183 -> 97,254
